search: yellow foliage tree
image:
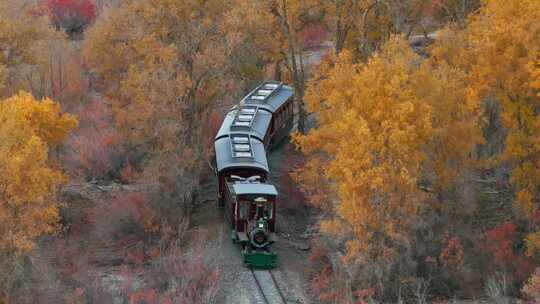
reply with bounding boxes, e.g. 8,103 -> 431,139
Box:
0,64 -> 5,91
472,0 -> 540,260
84,0 -> 227,158
83,0 -> 240,222
295,37 -> 480,267
232,0 -> 321,133
320,0 -> 439,58
231,0 -> 433,134
431,0 -> 540,221
266,0 -> 315,133
0,0 -> 67,98
225,0 -> 283,81
526,230 -> 540,260
475,1 -> 540,221
0,1 -> 39,70
333,0 -> 397,56
0,92 -> 77,253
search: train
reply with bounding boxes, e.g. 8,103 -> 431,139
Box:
213,80 -> 294,268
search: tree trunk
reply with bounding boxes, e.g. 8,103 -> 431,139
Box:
273,59 -> 282,81
296,88 -> 306,134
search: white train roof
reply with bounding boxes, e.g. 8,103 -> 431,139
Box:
215,134 -> 269,173
240,81 -> 294,113
215,106 -> 272,141
232,183 -> 278,196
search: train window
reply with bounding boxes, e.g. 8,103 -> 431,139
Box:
234,144 -> 250,151
241,108 -> 256,114
258,89 -> 272,96
234,121 -> 250,126
235,151 -> 252,157
265,83 -> 279,89
267,203 -> 273,219
239,202 -> 249,219
255,203 -> 272,219
238,114 -> 253,121
232,136 -> 249,144
256,203 -> 264,219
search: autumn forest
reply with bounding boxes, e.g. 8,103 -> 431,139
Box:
1,0 -> 540,303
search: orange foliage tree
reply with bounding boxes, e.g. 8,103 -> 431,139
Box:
0,91 -> 76,301
432,0 -> 540,221
294,36 -> 481,300
232,0 -> 320,133
0,0 -> 82,108
83,0 -> 255,226
83,0 -> 240,159
425,0 -> 479,25
431,0 -> 540,261
297,0 -> 540,299
296,36 -> 479,257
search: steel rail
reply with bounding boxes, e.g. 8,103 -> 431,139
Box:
250,268 -> 288,304
251,268 -> 271,304
269,270 -> 287,304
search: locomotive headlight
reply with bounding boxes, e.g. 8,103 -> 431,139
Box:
258,223 -> 264,228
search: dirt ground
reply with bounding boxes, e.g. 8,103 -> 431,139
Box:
191,140 -> 315,304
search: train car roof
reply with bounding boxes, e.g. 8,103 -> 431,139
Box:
232,183 -> 278,196
240,80 -> 294,113
215,135 -> 269,173
215,106 -> 272,141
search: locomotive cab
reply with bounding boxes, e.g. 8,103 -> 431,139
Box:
225,180 -> 278,268
227,181 -> 277,239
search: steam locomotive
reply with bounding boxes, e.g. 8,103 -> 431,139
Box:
213,81 -> 294,268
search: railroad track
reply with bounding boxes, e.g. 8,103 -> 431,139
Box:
250,268 -> 288,304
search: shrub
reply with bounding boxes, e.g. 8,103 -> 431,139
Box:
32,0 -> 97,37
64,98 -> 124,181
522,268 -> 540,303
